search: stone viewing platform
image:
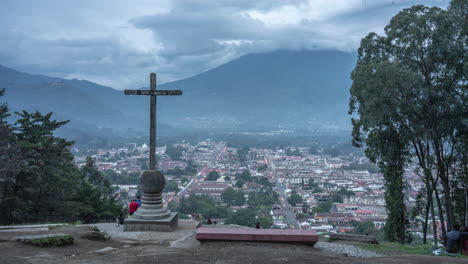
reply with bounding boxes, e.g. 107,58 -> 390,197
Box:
196,227 -> 319,245
2,222 -> 467,263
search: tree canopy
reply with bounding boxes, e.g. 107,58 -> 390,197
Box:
287,191 -> 303,206
221,187 -> 246,206
205,170 -> 220,181
225,208 -> 258,227
349,1 -> 467,243
0,91 -> 122,225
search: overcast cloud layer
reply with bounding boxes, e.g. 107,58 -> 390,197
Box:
0,0 -> 448,89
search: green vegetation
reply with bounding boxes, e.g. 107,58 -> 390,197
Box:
235,169 -> 252,182
358,242 -> 468,258
165,164 -> 197,177
349,1 -> 467,243
248,191 -> 278,208
257,164 -> 268,172
323,146 -> 340,157
308,145 -> 318,155
0,91 -> 122,225
205,171 -> 220,181
352,221 -> 382,239
29,235 -> 74,247
254,177 -> 273,188
225,208 -> 257,227
173,176 -> 276,227
237,147 -> 249,165
285,148 -> 302,157
221,188 -> 246,206
357,242 -> 429,255
165,144 -> 185,160
296,213 -> 307,219
178,195 -> 229,220
235,179 -> 245,188
336,187 -> 355,199
164,166 -> 185,177
313,201 -> 332,213
164,180 -> 179,192
103,169 -> 140,185
287,191 -> 303,206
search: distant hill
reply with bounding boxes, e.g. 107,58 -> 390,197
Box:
159,50 -> 356,131
0,65 -> 153,141
0,50 -> 356,140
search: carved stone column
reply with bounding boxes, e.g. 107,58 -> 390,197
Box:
124,170 -> 178,232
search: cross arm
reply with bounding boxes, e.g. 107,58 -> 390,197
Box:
124,90 -> 183,96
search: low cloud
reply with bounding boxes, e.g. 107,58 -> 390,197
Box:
0,0 -> 448,89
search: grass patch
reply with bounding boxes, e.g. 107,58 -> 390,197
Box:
91,226 -> 100,232
29,235 -> 74,247
357,242 -> 429,255
357,242 -> 468,258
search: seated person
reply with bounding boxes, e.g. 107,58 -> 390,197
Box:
445,223 -> 468,254
128,200 -> 139,216
462,226 -> 468,256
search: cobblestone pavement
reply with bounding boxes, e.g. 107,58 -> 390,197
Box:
315,241 -> 382,258
91,222 -> 380,258
87,219 -> 199,242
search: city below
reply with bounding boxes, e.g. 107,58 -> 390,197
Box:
73,139 -> 426,239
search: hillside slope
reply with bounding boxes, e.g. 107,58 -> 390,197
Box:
0,50 -> 356,137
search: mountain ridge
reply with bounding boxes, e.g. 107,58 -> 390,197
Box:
0,49 -> 356,140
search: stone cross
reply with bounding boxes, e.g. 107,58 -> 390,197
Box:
123,73 -> 181,232
124,73 -> 182,170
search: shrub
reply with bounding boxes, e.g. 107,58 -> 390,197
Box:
29,235 -> 74,247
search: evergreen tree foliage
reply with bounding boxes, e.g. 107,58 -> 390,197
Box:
0,96 -> 122,224
0,89 -> 21,224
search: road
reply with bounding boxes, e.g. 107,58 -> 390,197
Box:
175,142 -> 226,198
276,179 -> 299,228
267,153 -> 299,229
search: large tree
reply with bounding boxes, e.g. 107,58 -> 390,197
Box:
0,89 -> 21,224
0,106 -> 121,224
225,208 -> 257,227
349,1 -> 466,242
205,170 -> 220,181
221,187 -> 246,206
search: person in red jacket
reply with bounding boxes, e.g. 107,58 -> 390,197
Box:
128,200 -> 139,215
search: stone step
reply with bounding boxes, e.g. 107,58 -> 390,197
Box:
196,227 -> 318,245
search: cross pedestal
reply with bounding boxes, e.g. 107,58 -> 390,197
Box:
123,73 -> 182,232
124,171 -> 178,231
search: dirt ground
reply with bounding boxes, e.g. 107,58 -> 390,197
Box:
0,225 -> 466,264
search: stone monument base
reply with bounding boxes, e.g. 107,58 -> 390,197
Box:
124,212 -> 178,232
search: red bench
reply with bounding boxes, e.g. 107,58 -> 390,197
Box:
196,227 -> 318,246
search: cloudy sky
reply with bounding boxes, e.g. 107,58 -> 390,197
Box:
0,0 -> 448,89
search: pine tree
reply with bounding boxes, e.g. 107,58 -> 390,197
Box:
0,89 -> 21,224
